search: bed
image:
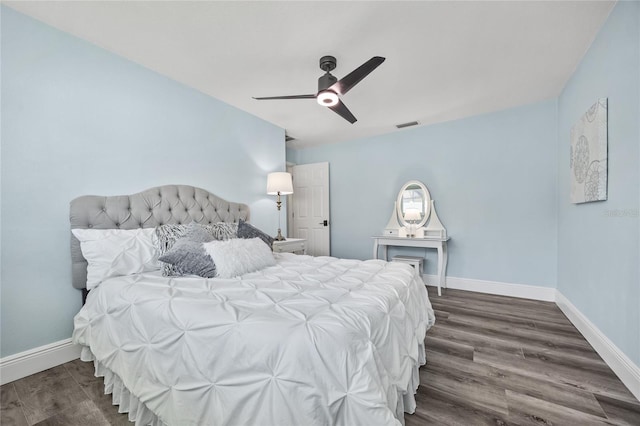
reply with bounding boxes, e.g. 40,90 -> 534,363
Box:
70,185 -> 435,426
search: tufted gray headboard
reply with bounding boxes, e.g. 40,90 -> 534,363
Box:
70,185 -> 249,291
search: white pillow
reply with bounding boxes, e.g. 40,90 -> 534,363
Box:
72,228 -> 160,290
204,237 -> 276,279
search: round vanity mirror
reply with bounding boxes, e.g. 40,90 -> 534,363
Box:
396,180 -> 431,228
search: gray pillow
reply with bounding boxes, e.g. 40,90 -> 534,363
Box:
208,222 -> 239,241
237,219 -> 274,249
182,222 -> 215,243
155,222 -> 238,276
155,224 -> 190,276
158,239 -> 217,278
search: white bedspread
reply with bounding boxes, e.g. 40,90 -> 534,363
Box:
73,253 -> 435,426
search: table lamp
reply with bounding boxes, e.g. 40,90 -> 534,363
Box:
267,172 -> 294,241
404,208 -> 421,238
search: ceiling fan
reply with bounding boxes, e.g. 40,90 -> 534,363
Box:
253,55 -> 385,124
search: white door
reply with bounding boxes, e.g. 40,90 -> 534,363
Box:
292,162 -> 330,256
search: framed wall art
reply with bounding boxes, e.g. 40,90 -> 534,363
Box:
570,98 -> 608,203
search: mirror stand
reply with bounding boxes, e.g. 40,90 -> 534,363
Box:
423,200 -> 447,239
382,180 -> 447,239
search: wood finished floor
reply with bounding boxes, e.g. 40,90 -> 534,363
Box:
406,287 -> 640,426
1,287 -> 639,425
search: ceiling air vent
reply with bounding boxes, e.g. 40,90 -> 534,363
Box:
396,121 -> 419,129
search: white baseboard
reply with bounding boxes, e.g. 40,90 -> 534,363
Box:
423,274 -> 556,302
0,338 -> 81,385
556,291 -> 640,402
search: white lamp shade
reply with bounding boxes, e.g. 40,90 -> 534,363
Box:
267,172 -> 293,195
404,208 -> 422,222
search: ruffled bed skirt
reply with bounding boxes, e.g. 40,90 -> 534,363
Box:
81,347 -> 165,426
397,340 -> 426,424
81,341 -> 426,426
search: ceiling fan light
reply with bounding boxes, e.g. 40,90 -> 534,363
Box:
317,91 -> 339,107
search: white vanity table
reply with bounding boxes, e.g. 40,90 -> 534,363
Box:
372,236 -> 449,296
376,180 -> 449,296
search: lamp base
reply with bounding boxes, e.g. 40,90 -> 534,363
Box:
274,228 -> 286,241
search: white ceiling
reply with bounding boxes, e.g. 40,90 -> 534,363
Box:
5,1 -> 615,148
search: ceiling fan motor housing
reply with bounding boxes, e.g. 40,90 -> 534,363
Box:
318,73 -> 337,92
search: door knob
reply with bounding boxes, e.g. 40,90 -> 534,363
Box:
318,220 -> 328,226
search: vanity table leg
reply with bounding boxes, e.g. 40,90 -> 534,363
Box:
437,244 -> 444,296
442,241 -> 448,289
382,245 -> 389,261
373,240 -> 379,259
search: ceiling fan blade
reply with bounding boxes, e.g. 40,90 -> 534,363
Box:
253,94 -> 316,100
329,56 -> 385,96
328,100 -> 357,124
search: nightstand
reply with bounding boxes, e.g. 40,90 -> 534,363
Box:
272,238 -> 306,254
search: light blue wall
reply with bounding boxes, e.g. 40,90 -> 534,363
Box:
557,1 -> 639,365
290,100 -> 558,288
0,7 -> 284,357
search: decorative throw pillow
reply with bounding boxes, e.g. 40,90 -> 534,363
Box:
158,239 -> 217,278
204,237 -> 276,279
72,228 -> 160,290
155,224 -> 192,276
237,219 -> 274,249
155,222 -> 238,276
182,221 -> 216,243
208,222 -> 239,241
